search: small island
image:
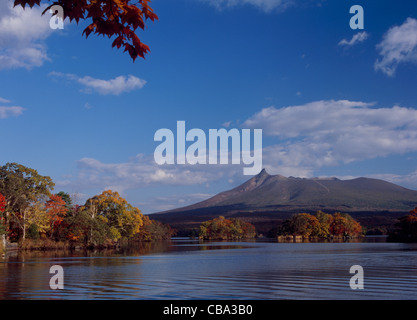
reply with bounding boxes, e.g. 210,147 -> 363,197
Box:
274,211 -> 364,242
198,216 -> 256,240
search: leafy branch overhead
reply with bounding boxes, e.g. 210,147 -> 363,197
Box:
13,0 -> 158,61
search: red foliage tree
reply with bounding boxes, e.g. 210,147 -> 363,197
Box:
45,194 -> 68,235
0,193 -> 5,213
0,193 -> 6,231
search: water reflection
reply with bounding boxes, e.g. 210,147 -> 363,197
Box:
1,238 -> 417,300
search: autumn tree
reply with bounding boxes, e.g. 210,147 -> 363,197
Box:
63,207 -> 93,243
135,215 -> 176,241
81,190 -> 144,244
287,213 -> 321,238
26,201 -> 49,239
278,212 -> 362,239
315,211 -> 334,238
0,194 -> 5,213
56,191 -> 73,210
0,163 -> 55,240
45,194 -> 68,239
330,213 -> 362,237
14,0 -> 158,61
0,193 -> 6,236
199,216 -> 256,240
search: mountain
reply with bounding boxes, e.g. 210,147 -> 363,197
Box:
149,169 -> 417,235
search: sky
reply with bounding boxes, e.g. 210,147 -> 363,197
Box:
1,0 -> 417,213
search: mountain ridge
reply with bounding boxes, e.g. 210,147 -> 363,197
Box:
149,169 -> 417,234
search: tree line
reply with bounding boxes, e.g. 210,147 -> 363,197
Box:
198,216 -> 256,240
0,163 -> 175,248
196,212 -> 364,241
276,211 -> 363,239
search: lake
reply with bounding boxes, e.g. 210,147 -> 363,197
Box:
1,237 -> 417,300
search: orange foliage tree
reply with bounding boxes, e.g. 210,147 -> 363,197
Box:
13,0 -> 158,61
199,216 -> 256,240
288,213 -> 321,238
45,194 -> 68,238
330,213 -> 362,237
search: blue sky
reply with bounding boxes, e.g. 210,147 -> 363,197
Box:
1,0 -> 417,213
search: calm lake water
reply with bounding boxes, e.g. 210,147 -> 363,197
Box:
1,237 -> 417,300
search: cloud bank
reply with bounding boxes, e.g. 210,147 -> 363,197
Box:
0,2 -> 52,69
243,100 -> 417,175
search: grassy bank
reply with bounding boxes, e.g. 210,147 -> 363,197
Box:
18,239 -> 73,251
17,238 -> 131,251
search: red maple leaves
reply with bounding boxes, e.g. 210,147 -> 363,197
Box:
14,0 -> 158,61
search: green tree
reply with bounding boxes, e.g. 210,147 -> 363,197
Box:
0,163 -> 54,240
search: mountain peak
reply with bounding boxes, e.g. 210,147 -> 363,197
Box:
249,168 -> 271,187
257,168 -> 269,177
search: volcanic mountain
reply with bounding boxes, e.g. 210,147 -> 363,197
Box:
149,169 -> 417,235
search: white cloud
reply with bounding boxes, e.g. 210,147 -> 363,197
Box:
338,31 -> 369,46
0,106 -> 25,119
49,72 -> 147,95
0,97 -> 11,103
78,75 -> 146,95
243,100 -> 417,175
375,18 -> 417,76
199,0 -> 294,12
56,154 -> 241,194
138,193 -> 213,213
0,2 -> 52,69
55,153 -> 240,212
